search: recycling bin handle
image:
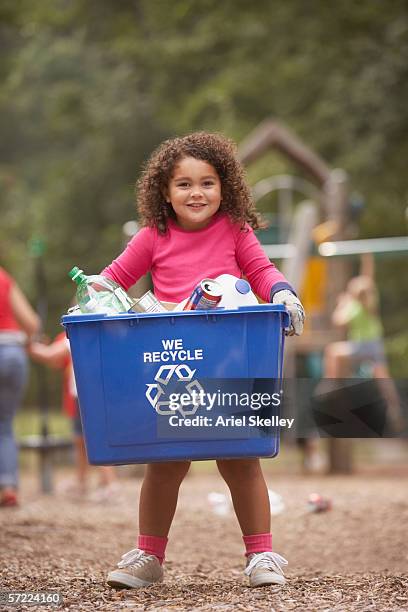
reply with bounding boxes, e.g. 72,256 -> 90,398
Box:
278,311 -> 289,393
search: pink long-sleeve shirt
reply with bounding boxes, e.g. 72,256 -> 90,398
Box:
102,213 -> 292,304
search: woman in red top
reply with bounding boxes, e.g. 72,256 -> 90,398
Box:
0,267 -> 40,507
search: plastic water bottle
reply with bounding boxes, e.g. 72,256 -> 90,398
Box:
69,267 -> 135,315
214,274 -> 259,309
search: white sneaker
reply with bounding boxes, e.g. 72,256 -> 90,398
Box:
107,548 -> 163,589
244,552 -> 288,587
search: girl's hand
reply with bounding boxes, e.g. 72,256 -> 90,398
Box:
272,290 -> 305,336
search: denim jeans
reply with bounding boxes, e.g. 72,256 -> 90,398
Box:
0,344 -> 28,488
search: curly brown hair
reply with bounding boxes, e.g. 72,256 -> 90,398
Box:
136,132 -> 266,234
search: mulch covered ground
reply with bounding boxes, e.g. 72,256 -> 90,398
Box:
1,469 -> 408,611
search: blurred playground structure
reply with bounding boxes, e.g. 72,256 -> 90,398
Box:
19,119 -> 408,491
238,119 -> 408,473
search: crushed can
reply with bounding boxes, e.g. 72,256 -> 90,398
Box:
133,290 -> 167,313
307,493 -> 332,513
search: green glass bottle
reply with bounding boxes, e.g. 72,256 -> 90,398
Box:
69,267 -> 135,315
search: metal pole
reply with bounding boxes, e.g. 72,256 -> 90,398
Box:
318,236 -> 408,258
324,171 -> 354,474
30,238 -> 53,493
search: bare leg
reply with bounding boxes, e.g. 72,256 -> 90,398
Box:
98,466 -> 116,486
139,461 -> 191,536
324,342 -> 352,378
216,458 -> 270,534
74,435 -> 88,491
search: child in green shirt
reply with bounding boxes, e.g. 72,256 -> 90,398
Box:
324,275 -> 403,431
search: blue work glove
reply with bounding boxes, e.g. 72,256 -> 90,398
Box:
272,290 -> 305,336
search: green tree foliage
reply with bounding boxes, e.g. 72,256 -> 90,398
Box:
0,0 -> 166,307
1,0 -> 407,369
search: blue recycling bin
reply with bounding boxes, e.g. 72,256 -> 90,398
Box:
62,304 -> 289,465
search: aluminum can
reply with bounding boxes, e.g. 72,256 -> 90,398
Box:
133,291 -> 167,313
183,279 -> 223,311
307,493 -> 332,513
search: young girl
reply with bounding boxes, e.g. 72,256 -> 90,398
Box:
102,132 -> 304,589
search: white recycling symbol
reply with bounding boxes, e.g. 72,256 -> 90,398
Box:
145,364 -> 205,416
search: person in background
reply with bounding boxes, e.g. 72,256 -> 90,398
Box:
29,331 -> 119,501
0,266 -> 40,507
324,254 -> 404,432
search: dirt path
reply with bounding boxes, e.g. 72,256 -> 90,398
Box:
1,471 -> 407,611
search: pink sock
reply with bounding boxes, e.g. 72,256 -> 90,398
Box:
137,534 -> 168,565
243,533 -> 272,557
